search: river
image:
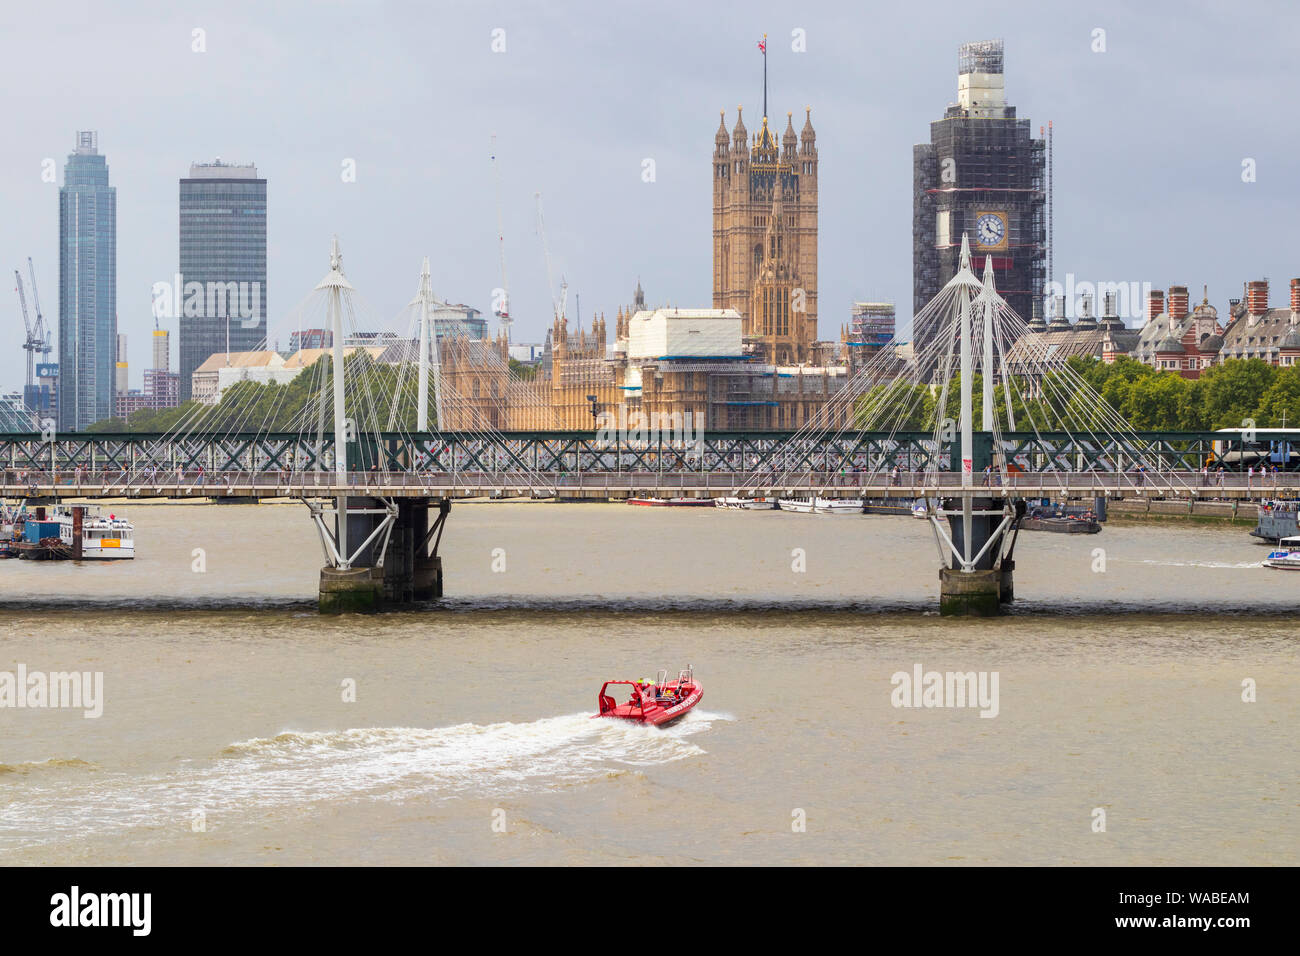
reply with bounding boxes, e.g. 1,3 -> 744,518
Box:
1,502 -> 1295,864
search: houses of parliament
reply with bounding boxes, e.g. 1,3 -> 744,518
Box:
439,99 -> 854,433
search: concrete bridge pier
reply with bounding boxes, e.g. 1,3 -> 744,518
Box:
409,498 -> 449,602
314,497 -> 449,613
937,496 -> 1019,617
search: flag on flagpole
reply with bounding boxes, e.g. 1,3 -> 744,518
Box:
757,37 -> 766,53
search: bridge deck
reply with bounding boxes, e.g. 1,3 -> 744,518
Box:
2,471 -> 1295,501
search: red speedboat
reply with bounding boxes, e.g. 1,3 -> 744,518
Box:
594,666 -> 702,727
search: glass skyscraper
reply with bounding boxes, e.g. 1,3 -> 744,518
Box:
178,161 -> 267,401
58,131 -> 117,430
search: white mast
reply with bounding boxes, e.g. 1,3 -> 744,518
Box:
415,257 -> 432,432
981,255 -> 996,432
957,235 -> 974,566
314,236 -> 354,565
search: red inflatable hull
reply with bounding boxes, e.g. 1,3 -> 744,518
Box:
595,681 -> 702,727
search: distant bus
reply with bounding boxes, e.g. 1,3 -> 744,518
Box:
1210,428 -> 1300,470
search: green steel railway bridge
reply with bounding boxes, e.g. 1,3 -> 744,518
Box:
5,237 -> 1293,614
0,428 -> 1293,501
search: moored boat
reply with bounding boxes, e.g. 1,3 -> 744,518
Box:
778,496 -> 863,514
715,496 -> 777,510
1252,499 -> 1300,541
1019,505 -> 1101,534
58,506 -> 135,559
627,497 -> 713,507
911,499 -> 929,519
594,666 -> 702,727
0,504 -> 22,558
14,505 -> 136,560
814,497 -> 864,515
861,499 -> 912,516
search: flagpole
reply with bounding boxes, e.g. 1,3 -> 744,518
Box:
762,33 -> 768,120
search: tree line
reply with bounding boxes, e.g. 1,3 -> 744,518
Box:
853,357 -> 1300,432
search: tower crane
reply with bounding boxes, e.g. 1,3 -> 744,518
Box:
534,192 -> 566,324
490,135 -> 512,342
27,258 -> 51,363
14,270 -> 36,391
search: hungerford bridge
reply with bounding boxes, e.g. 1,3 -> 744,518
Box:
2,239 -> 1292,614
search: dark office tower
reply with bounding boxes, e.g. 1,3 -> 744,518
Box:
178,161 -> 267,401
913,40 -> 1045,354
58,131 -> 117,430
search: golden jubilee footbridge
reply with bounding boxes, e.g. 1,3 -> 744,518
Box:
3,238 -> 1292,613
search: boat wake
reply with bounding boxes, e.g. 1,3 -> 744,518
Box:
0,710 -> 729,849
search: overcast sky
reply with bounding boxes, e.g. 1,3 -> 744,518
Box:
2,0 -> 1298,392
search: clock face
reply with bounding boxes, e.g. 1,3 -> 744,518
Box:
974,212 -> 1006,248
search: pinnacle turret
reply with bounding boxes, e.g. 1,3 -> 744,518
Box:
783,112 -> 797,157
732,106 -> 747,149
800,106 -> 816,152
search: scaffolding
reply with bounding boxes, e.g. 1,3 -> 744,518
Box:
912,50 -> 1045,364
958,39 -> 1004,75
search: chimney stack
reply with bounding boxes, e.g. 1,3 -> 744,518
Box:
1103,290 -> 1117,318
1147,289 -> 1164,322
1246,279 -> 1269,316
1168,285 -> 1189,322
1291,278 -> 1300,315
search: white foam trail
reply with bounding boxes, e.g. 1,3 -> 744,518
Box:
0,710 -> 727,849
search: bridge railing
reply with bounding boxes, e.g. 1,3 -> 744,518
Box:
3,467 -> 1300,498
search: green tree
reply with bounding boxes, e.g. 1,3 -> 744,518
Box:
1200,359 -> 1275,429
1254,366 -> 1300,427
1121,372 -> 1189,429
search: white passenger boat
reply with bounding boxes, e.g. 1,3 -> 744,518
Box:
911,499 -> 930,519
1263,536 -> 1300,570
56,506 -> 135,560
779,496 -> 862,515
715,496 -> 777,510
814,497 -> 864,515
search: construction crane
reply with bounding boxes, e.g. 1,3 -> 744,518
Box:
534,192 -> 567,324
14,271 -> 36,391
15,260 -> 52,387
27,258 -> 51,363
490,135 -> 512,343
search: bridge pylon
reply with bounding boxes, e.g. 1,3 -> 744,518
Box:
304,238 -> 451,612
927,239 -> 1021,615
